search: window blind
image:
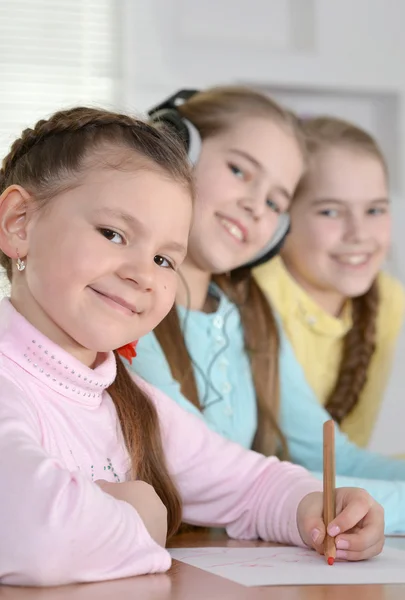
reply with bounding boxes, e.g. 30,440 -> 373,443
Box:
0,0 -> 121,297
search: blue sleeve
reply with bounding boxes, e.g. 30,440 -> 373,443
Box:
279,329 -> 405,481
125,332 -> 231,438
279,330 -> 405,534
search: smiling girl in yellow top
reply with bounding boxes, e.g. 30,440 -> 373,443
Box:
255,116 -> 405,448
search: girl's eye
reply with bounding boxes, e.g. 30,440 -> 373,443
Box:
229,163 -> 245,179
99,228 -> 124,244
266,199 -> 280,213
319,209 -> 339,218
368,206 -> 387,215
154,255 -> 174,269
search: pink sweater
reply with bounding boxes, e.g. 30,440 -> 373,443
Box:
0,299 -> 321,586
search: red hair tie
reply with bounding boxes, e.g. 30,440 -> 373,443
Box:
117,340 -> 138,365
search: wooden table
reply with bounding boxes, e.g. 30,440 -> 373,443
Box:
1,531 -> 404,599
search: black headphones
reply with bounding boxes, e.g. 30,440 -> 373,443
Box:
148,89 -> 290,270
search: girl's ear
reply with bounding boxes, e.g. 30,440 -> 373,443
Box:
0,185 -> 33,260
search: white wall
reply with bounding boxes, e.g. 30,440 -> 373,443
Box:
120,0 -> 405,454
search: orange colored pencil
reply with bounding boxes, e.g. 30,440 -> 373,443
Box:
323,419 -> 336,566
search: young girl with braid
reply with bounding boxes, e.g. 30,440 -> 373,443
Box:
255,116 -> 404,448
127,87 -> 405,535
0,106 -> 385,585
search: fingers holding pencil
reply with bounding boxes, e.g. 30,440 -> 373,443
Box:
330,488 -> 385,561
322,419 -> 384,562
297,489 -> 385,561
297,419 -> 385,562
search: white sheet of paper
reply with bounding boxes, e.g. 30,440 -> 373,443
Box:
169,546 -> 405,587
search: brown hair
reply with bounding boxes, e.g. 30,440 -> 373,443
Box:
294,116 -> 386,423
154,86 -> 305,457
0,106 -> 195,537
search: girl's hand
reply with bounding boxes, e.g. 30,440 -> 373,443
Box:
95,479 -> 168,547
297,487 -> 385,561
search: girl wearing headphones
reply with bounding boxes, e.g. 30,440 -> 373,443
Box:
255,116 -> 404,449
126,87 -> 405,533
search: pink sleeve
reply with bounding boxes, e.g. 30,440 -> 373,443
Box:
0,377 -> 171,587
138,377 -> 322,547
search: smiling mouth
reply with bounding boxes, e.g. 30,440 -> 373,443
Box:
217,215 -> 247,243
332,254 -> 371,267
89,287 -> 139,316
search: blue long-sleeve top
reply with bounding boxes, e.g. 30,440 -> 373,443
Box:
128,284 -> 405,533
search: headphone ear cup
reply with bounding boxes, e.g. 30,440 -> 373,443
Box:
150,108 -> 190,146
235,213 -> 291,271
149,108 -> 202,165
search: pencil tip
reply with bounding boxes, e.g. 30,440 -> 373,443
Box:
327,557 -> 335,566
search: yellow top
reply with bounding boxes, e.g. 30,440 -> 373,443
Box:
254,256 -> 405,447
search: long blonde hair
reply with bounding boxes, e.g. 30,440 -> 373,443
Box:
295,116 -> 387,423
154,86 -> 305,457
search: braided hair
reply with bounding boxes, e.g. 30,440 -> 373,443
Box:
0,106 -> 195,536
296,116 -> 386,423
